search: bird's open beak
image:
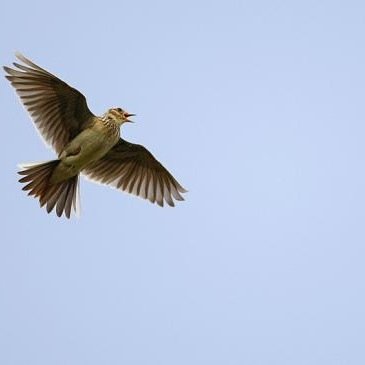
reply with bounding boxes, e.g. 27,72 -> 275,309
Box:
125,113 -> 136,123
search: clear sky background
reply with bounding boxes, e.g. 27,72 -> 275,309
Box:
1,0 -> 365,364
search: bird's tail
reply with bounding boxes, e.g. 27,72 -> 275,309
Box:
18,160 -> 80,218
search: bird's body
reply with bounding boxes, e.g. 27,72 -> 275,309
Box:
4,53 -> 186,218
52,114 -> 121,183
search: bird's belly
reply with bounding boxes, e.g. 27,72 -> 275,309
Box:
63,129 -> 117,170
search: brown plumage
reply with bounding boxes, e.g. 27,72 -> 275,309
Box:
4,53 -> 186,218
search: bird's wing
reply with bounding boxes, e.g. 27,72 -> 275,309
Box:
82,139 -> 187,207
4,53 -> 94,154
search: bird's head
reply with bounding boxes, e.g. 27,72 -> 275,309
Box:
104,107 -> 135,126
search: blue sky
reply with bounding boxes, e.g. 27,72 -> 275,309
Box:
1,0 -> 365,364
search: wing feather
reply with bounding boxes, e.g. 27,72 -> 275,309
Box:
82,139 -> 186,207
4,53 -> 94,153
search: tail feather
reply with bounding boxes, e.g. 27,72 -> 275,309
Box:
18,160 -> 79,218
46,185 -> 64,213
63,182 -> 76,218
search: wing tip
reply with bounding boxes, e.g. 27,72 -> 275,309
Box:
15,51 -> 25,62
3,65 -> 12,75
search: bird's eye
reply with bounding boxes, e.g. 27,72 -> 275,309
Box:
117,108 -> 122,112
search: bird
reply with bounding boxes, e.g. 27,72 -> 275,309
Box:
3,53 -> 186,218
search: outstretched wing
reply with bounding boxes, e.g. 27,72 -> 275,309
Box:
4,53 -> 94,154
83,139 -> 187,207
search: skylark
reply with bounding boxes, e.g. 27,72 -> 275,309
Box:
4,53 -> 186,218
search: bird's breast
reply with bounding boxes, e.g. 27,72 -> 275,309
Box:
61,123 -> 120,170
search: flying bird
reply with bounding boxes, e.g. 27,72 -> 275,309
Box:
4,53 -> 186,218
